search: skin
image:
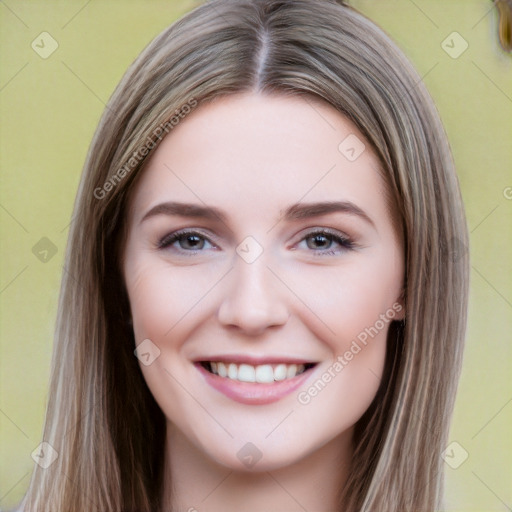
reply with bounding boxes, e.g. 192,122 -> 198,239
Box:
122,93 -> 405,511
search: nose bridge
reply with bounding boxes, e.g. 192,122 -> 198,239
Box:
217,248 -> 289,334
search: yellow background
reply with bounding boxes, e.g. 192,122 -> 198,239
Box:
1,1 -> 511,510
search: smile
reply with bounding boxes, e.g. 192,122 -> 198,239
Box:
196,359 -> 318,405
201,361 -> 314,383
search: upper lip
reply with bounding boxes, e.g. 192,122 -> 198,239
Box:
193,354 -> 318,365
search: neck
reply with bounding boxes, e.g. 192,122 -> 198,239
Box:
161,422 -> 353,512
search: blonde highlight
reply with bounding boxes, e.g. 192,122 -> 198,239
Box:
20,1 -> 469,511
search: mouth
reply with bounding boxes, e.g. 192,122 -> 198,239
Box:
195,358 -> 318,405
199,361 -> 316,383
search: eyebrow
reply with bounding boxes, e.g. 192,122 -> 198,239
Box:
140,200 -> 375,227
283,201 -> 374,226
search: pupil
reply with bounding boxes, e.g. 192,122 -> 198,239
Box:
308,234 -> 331,249
182,235 -> 203,249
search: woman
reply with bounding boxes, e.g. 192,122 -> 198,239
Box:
19,0 -> 469,510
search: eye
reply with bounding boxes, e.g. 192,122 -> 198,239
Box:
158,230 -> 215,253
297,229 -> 354,255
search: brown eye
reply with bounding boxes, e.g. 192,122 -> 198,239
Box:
178,234 -> 205,250
298,229 -> 354,255
306,233 -> 334,250
158,230 -> 214,252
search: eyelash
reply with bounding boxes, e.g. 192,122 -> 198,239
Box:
295,228 -> 355,255
158,229 -> 216,253
158,228 -> 355,256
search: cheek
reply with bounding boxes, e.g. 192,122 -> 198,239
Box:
126,263 -> 176,343
293,282 -> 392,438
288,251 -> 401,420
288,254 -> 402,354
125,256 -> 219,344
123,254 -> 223,445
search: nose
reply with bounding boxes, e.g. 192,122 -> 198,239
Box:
217,256 -> 289,336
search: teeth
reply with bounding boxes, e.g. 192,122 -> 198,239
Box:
274,364 -> 287,381
238,364 -> 256,382
286,364 -> 297,379
228,363 -> 238,380
255,364 -> 274,383
217,362 -> 227,378
207,361 -> 309,383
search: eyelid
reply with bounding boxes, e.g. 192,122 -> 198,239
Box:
292,226 -> 356,252
158,228 -> 219,251
157,226 -> 356,254
295,226 -> 353,242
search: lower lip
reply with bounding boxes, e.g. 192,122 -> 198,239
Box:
196,364 -> 314,405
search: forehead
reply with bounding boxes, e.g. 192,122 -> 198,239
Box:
128,93 -> 391,227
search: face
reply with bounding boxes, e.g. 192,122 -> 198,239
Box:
122,93 -> 404,472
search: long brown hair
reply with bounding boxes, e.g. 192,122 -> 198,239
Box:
20,1 -> 469,510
